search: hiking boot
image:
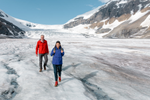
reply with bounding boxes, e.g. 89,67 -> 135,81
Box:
39,69 -> 42,72
59,77 -> 61,82
54,81 -> 58,87
44,66 -> 46,70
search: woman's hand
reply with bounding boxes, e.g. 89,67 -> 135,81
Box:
53,51 -> 55,53
61,50 -> 63,53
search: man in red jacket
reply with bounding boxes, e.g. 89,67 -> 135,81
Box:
36,35 -> 49,72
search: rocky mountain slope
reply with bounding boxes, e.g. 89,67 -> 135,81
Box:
64,0 -> 150,39
0,10 -> 25,38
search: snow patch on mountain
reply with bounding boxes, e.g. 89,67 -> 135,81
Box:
141,14 -> 150,27
116,0 -> 128,8
129,8 -> 150,24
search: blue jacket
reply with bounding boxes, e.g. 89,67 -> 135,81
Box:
50,47 -> 65,65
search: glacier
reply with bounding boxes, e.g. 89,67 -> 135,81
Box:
0,32 -> 150,100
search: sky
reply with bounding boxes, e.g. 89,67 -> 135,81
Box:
0,0 -> 108,25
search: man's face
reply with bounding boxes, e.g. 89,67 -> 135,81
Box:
41,36 -> 44,40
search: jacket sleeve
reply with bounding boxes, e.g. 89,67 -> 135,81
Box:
50,48 -> 55,56
61,48 -> 65,56
36,41 -> 39,54
46,42 -> 49,54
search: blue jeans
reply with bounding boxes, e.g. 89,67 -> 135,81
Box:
53,64 -> 62,81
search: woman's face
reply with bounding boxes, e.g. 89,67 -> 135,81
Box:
56,43 -> 60,48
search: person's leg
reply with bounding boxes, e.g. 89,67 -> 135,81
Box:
53,64 -> 58,82
58,65 -> 62,82
43,53 -> 48,67
58,65 -> 62,77
39,54 -> 43,70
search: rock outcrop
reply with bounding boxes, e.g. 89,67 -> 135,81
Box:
0,17 -> 25,37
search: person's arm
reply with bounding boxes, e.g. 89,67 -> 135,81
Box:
50,48 -> 55,56
36,42 -> 39,55
61,48 -> 64,56
46,42 -> 49,54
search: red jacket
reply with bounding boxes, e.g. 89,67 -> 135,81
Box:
36,40 -> 49,54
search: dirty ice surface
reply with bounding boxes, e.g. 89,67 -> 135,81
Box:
0,33 -> 150,100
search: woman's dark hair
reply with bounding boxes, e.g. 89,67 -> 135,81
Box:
54,41 -> 61,48
56,41 -> 61,44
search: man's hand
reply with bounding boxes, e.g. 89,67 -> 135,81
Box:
61,50 -> 63,53
53,51 -> 55,53
36,54 -> 38,57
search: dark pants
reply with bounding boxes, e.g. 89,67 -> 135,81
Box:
39,53 -> 48,69
53,64 -> 62,81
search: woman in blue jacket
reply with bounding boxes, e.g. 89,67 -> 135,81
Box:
50,41 -> 64,87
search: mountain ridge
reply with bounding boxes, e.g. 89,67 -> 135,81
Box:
64,0 -> 150,38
